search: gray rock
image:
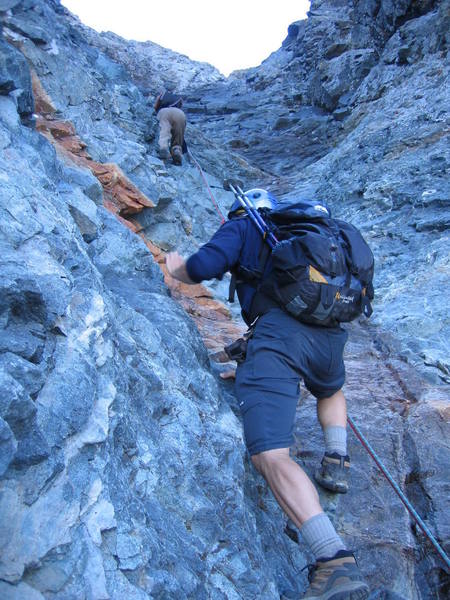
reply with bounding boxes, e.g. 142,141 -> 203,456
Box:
0,417 -> 17,475
0,581 -> 45,600
5,16 -> 49,43
0,1 -> 22,11
309,49 -> 377,111
60,163 -> 104,205
0,38 -> 33,119
65,187 -> 101,243
0,95 -> 20,128
0,0 -> 448,598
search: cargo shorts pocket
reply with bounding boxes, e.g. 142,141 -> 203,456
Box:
249,336 -> 295,379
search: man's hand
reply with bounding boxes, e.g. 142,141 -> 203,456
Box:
220,369 -> 236,380
166,251 -> 195,284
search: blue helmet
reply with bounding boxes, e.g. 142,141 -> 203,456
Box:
228,188 -> 278,218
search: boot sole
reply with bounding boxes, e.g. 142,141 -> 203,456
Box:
314,473 -> 348,494
306,581 -> 369,599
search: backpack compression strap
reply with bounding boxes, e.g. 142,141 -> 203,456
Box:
228,243 -> 279,321
228,262 -> 267,303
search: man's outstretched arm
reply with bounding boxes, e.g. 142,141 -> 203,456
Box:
166,219 -> 245,286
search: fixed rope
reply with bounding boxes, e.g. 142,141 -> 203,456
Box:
347,415 -> 450,570
188,149 -> 226,224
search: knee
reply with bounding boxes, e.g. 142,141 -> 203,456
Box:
251,448 -> 288,476
319,389 -> 345,403
251,453 -> 264,474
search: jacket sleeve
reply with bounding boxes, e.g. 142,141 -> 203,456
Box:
185,220 -> 246,283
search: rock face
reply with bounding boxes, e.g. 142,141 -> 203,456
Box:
0,1 -> 449,599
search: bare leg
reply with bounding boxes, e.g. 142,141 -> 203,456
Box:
169,108 -> 186,149
251,447 -> 323,528
315,390 -> 350,492
317,390 -> 347,429
157,110 -> 172,154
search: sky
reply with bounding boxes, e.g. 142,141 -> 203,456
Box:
61,1 -> 310,76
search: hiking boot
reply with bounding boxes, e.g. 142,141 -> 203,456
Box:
171,145 -> 183,165
303,550 -> 369,599
314,453 -> 350,494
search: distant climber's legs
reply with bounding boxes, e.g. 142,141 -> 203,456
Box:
157,107 -> 186,164
168,107 -> 186,149
168,107 -> 186,164
157,108 -> 172,158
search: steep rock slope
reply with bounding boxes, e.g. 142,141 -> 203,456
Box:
0,10 -> 287,600
0,1 -> 449,599
182,0 -> 450,387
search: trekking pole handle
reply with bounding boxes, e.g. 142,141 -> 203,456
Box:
228,184 -> 271,242
229,184 -> 278,248
227,183 -> 263,227
235,185 -> 278,247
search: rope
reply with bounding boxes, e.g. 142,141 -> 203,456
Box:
187,149 -> 226,224
347,415 -> 450,570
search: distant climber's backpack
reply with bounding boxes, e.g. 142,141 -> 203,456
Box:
157,90 -> 183,110
249,200 -> 375,327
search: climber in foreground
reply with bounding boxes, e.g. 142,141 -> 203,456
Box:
166,188 -> 371,599
153,88 -> 186,165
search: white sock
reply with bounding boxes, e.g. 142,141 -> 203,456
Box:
324,425 -> 347,456
300,512 -> 346,560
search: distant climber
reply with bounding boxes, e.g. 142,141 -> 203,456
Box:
166,189 -> 371,599
154,89 -> 186,166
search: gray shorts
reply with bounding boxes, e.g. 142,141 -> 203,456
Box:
235,309 -> 348,456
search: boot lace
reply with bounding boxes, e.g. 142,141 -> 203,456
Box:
302,562 -> 318,584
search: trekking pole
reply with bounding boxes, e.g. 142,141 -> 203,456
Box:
235,184 -> 279,248
224,180 -> 278,248
347,415 -> 450,571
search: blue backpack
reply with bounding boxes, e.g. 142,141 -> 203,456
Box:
247,200 -> 375,327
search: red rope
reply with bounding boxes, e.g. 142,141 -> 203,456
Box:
188,150 -> 226,224
347,415 -> 450,570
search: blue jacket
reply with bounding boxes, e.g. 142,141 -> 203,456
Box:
186,215 -> 271,325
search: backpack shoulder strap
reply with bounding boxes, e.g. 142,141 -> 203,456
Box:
228,235 -> 271,303
247,241 -> 279,320
228,270 -> 238,303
